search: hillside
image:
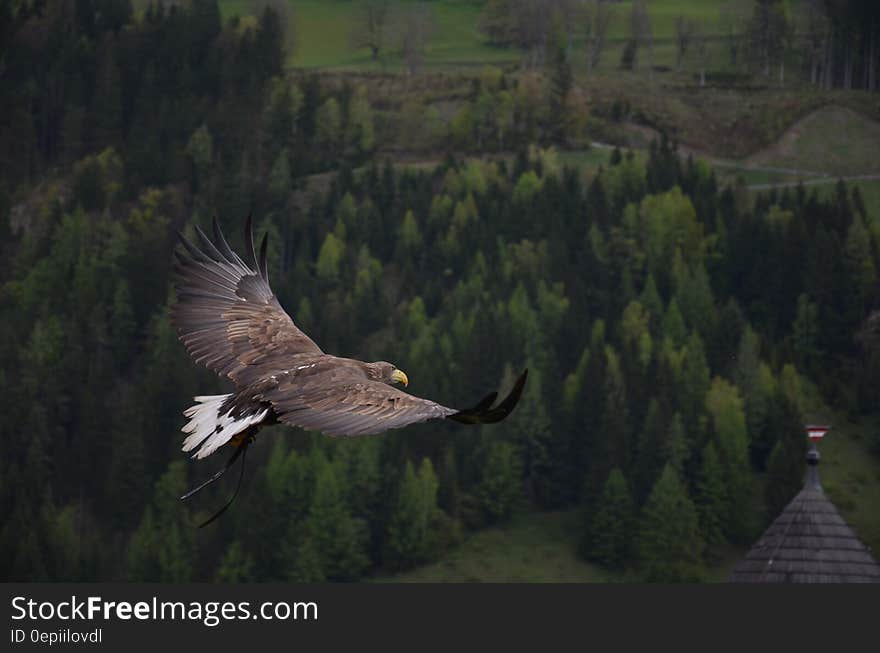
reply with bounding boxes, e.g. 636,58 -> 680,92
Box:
746,105 -> 880,178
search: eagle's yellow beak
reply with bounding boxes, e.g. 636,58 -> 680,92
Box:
391,369 -> 409,387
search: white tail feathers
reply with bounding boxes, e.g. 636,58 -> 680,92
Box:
182,394 -> 268,460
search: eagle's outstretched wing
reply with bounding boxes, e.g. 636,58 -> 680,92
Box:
260,367 -> 528,437
171,215 -> 321,385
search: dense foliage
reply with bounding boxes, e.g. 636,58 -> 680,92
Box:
1,1 -> 878,583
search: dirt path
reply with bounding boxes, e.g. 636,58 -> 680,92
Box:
591,140 -> 838,189
746,173 -> 880,191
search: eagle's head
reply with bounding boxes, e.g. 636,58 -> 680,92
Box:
368,361 -> 409,387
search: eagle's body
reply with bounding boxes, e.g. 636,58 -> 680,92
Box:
171,216 -> 526,475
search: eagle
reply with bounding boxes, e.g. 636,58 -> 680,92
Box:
171,216 -> 527,525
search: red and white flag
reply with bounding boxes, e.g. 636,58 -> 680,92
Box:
805,425 -> 830,441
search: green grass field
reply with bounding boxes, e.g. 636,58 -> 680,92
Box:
220,0 -> 516,70
216,0 -> 740,72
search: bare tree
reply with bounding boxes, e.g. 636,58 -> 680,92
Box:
629,0 -> 651,76
349,0 -> 392,61
693,21 -> 711,86
515,0 -> 550,69
581,0 -> 614,74
798,0 -> 827,85
674,14 -> 696,72
776,8 -> 794,87
719,0 -> 749,68
399,5 -> 434,76
643,4 -> 654,80
746,0 -> 789,83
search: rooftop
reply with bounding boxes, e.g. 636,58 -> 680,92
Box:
729,444 -> 880,583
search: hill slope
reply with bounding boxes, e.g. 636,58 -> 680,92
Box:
746,105 -> 880,177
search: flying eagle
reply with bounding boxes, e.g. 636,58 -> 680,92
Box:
171,216 -> 527,524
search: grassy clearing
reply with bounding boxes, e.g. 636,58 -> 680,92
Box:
746,105 -> 880,177
377,509 -> 748,583
216,0 -> 736,72
219,0 -> 516,70
558,146 -> 619,173
375,511 -> 620,583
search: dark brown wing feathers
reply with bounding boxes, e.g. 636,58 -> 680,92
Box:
172,216 -> 322,383
265,373 -> 456,437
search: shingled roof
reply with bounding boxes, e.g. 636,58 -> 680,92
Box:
729,449 -> 880,583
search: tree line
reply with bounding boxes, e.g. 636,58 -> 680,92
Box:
478,0 -> 880,90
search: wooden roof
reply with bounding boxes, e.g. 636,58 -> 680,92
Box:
729,465 -> 880,583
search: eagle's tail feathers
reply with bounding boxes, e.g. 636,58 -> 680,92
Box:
181,394 -> 267,459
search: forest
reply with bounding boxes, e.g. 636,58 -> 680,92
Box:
1,0 -> 878,582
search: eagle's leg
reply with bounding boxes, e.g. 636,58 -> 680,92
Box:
180,435 -> 254,528
195,438 -> 251,528
180,439 -> 247,502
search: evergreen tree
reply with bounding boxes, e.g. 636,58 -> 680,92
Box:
547,42 -> 572,143
764,394 -> 807,517
476,440 -> 523,524
305,458 -> 369,581
695,442 -> 727,555
215,541 -> 255,582
637,464 -> 704,582
583,468 -> 634,569
676,331 -> 709,460
126,462 -> 196,582
705,377 -> 753,542
385,459 -> 443,568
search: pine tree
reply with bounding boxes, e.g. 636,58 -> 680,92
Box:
764,394 -> 807,517
306,459 -> 369,581
677,331 -> 709,455
663,298 -> 688,348
125,462 -> 196,582
476,440 -> 523,524
705,376 -> 753,542
695,442 -> 727,555
637,464 -> 704,582
215,541 -> 255,582
547,42 -> 572,143
792,294 -> 820,374
255,5 -> 286,81
599,346 -> 630,474
287,535 -> 326,582
109,279 -> 135,368
583,468 -> 634,569
385,459 -> 443,568
664,412 -> 689,475
509,366 -> 564,507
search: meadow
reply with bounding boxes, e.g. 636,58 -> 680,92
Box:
216,0 -> 735,72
